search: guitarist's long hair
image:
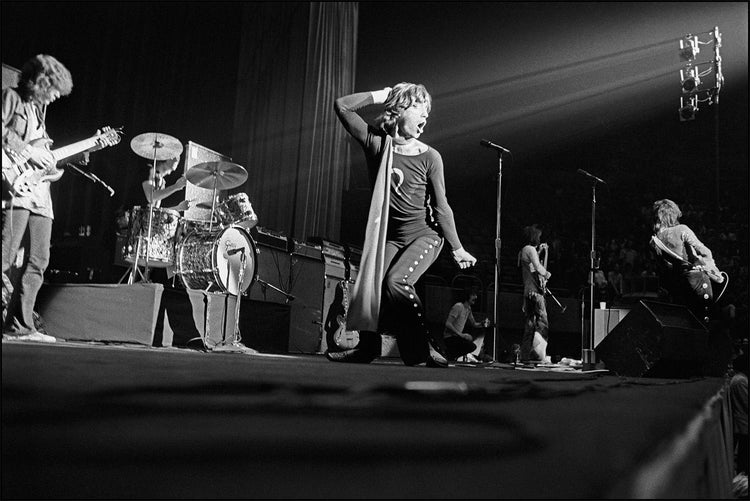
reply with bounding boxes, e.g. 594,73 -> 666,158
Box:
18,54 -> 73,103
523,224 -> 542,247
652,199 -> 682,234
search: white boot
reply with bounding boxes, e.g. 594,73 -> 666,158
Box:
532,332 -> 551,364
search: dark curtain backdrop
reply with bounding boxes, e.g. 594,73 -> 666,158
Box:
2,1 -> 358,280
232,2 -> 358,242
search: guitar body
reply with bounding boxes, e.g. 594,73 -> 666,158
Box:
1,138 -> 61,196
2,127 -> 121,197
324,280 -> 360,351
694,255 -> 726,284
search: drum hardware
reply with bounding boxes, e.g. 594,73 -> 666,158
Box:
128,132 -> 184,284
185,160 -> 248,233
212,246 -> 258,354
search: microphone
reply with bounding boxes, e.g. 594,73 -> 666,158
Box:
576,168 -> 607,184
480,139 -> 511,154
227,247 -> 245,256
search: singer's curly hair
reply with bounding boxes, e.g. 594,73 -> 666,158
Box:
18,54 -> 73,103
376,82 -> 432,135
652,199 -> 682,233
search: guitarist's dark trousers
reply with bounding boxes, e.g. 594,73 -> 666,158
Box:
2,208 -> 52,334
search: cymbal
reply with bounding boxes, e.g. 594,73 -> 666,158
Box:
186,161 -> 248,190
130,132 -> 183,161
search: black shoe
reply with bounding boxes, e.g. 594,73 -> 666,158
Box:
325,347 -> 378,364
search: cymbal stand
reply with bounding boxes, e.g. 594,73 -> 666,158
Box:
130,140 -> 160,283
209,175 -> 219,233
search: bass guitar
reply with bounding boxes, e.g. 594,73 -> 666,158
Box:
324,279 -> 360,351
2,126 -> 122,197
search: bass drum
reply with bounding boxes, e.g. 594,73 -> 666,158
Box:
176,225 -> 258,296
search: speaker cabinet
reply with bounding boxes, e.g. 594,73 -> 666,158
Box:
182,141 -> 232,222
287,252 -> 324,353
595,300 -> 709,378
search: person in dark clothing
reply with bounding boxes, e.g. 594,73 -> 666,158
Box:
330,83 -> 478,367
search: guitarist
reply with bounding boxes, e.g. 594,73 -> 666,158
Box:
650,198 -> 719,324
517,224 -> 552,363
2,54 -> 73,342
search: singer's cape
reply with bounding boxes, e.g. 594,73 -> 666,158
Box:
347,136 -> 393,332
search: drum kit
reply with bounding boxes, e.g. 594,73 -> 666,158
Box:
121,132 -> 274,353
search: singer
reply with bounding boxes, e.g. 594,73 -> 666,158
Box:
517,224 -> 552,363
2,55 -> 74,343
330,83 -> 479,367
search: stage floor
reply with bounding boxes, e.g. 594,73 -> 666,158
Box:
1,339 -> 733,499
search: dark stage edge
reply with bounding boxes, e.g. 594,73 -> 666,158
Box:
1,340 -> 734,499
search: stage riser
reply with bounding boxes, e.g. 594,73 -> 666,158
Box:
36,283 -> 164,346
36,283 -> 290,353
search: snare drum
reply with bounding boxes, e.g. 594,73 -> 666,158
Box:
176,225 -> 258,296
216,193 -> 258,230
124,206 -> 180,267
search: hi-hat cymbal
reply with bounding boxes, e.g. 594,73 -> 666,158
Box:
186,161 -> 248,190
130,132 -> 184,161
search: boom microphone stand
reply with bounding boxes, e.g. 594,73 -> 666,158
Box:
480,139 -> 510,362
577,168 -> 606,370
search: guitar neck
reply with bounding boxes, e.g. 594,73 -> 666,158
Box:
52,136 -> 101,163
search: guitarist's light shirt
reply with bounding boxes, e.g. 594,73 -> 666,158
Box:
2,88 -> 53,218
519,244 -> 548,296
655,225 -> 713,264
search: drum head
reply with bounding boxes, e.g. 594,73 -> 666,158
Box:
213,226 -> 258,295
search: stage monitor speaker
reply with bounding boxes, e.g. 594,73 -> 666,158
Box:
595,300 -> 709,378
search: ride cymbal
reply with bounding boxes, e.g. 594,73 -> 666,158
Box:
130,132 -> 183,161
186,161 -> 248,190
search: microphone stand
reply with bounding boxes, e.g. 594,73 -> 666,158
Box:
583,179 -> 599,371
492,150 -> 504,363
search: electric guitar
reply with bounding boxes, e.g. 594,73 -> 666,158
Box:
535,242 -> 550,294
650,235 -> 729,301
325,279 -> 360,351
2,126 -> 122,197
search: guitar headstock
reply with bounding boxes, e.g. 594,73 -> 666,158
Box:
95,126 -> 123,149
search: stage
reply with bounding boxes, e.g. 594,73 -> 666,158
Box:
2,338 -> 734,499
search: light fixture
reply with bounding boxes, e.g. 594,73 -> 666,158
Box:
680,66 -> 701,94
679,35 -> 699,62
678,95 -> 698,121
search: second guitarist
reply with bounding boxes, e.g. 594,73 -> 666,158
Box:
2,54 -> 74,342
518,224 -> 552,363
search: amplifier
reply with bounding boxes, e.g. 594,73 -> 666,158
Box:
347,244 -> 363,266
315,238 -> 346,260
293,241 -> 322,260
251,226 -> 289,252
323,254 -> 346,280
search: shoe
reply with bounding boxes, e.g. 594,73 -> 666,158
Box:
325,347 -> 377,364
465,353 -> 481,363
3,331 -> 56,343
426,342 -> 448,368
